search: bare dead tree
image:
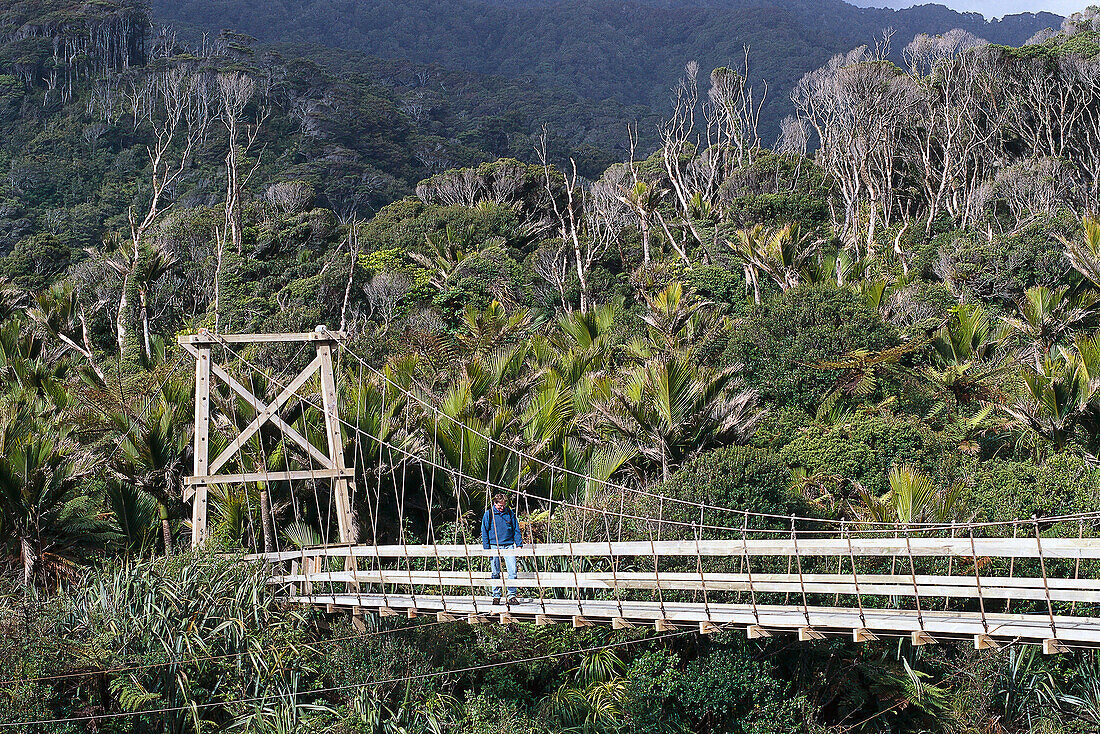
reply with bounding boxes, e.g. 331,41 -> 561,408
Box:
658,62 -> 711,256
364,272 -> 411,330
265,180 -> 314,216
705,48 -> 767,178
793,34 -> 921,251
218,71 -> 268,254
88,68 -> 208,356
533,241 -> 570,311
339,215 -> 361,333
537,131 -> 591,312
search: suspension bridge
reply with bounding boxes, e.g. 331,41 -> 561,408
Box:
181,328 -> 1100,652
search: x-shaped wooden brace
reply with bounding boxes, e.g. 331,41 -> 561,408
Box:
180,344 -> 334,481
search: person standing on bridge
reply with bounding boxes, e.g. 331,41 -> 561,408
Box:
482,493 -> 523,605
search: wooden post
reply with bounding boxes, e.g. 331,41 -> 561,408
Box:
260,490 -> 274,553
316,330 -> 355,544
191,344 -> 211,548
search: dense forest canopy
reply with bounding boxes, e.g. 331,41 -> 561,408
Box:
8,0 -> 1100,732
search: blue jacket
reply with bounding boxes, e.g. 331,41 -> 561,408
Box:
482,507 -> 523,548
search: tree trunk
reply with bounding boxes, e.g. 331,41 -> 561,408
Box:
78,306 -> 106,382
116,274 -> 129,356
159,501 -> 173,556
140,288 -> 151,361
260,490 -> 275,554
21,538 -> 35,587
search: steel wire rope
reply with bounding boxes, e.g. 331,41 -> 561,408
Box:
904,524 -> 925,634
393,398 -> 418,614
349,360 -> 367,610
602,509 -> 626,620
969,523 -> 990,636
1034,515 -> 1059,641
518,452 -> 547,615
330,339 -> 1100,531
791,516 -> 811,628
1073,519 -> 1085,616
423,413 -> 448,615
0,629 -> 695,728
222,336 -> 1100,533
696,508 -> 713,623
485,429 -> 503,610
843,520 -> 866,631
740,514 -> 761,628
1006,521 -> 1019,614
366,374 -> 391,611
455,419 -> 481,616
944,521 -> 956,611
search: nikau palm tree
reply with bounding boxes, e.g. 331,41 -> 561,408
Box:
593,355 -> 760,482
728,222 -> 819,303
0,397 -> 113,585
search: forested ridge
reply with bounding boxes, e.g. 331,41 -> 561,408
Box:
152,0 -> 1061,138
9,0 -> 1100,732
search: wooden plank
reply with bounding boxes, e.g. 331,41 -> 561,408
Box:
975,634 -> 999,651
853,628 -> 879,643
273,569 -> 1100,604
700,621 -> 721,635
191,346 -> 211,548
799,627 -> 826,641
244,537 -> 1100,562
317,343 -> 355,544
536,614 -> 556,626
911,631 -> 937,646
188,468 -> 354,486
437,612 -> 457,623
655,619 -> 675,632
612,618 -> 635,630
467,614 -> 487,624
573,615 -> 593,628
290,593 -> 1100,645
179,330 -> 346,344
206,355 -> 323,475
406,609 -> 418,619
378,606 -> 398,617
499,613 -> 515,625
747,625 -> 771,639
1044,638 -> 1070,655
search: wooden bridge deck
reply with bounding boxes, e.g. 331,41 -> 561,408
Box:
292,592 -> 1100,649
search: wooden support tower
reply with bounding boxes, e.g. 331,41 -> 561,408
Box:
180,327 -> 354,548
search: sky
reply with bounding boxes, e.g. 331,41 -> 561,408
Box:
849,0 -> 1086,18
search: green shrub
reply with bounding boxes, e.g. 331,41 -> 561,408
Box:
965,453 -> 1100,522
658,445 -> 814,528
724,283 -> 899,411
778,411 -> 954,495
675,644 -> 808,734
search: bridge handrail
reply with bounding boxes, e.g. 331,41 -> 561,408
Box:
241,537 -> 1100,562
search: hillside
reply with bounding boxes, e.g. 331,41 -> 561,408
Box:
153,0 -> 1061,139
